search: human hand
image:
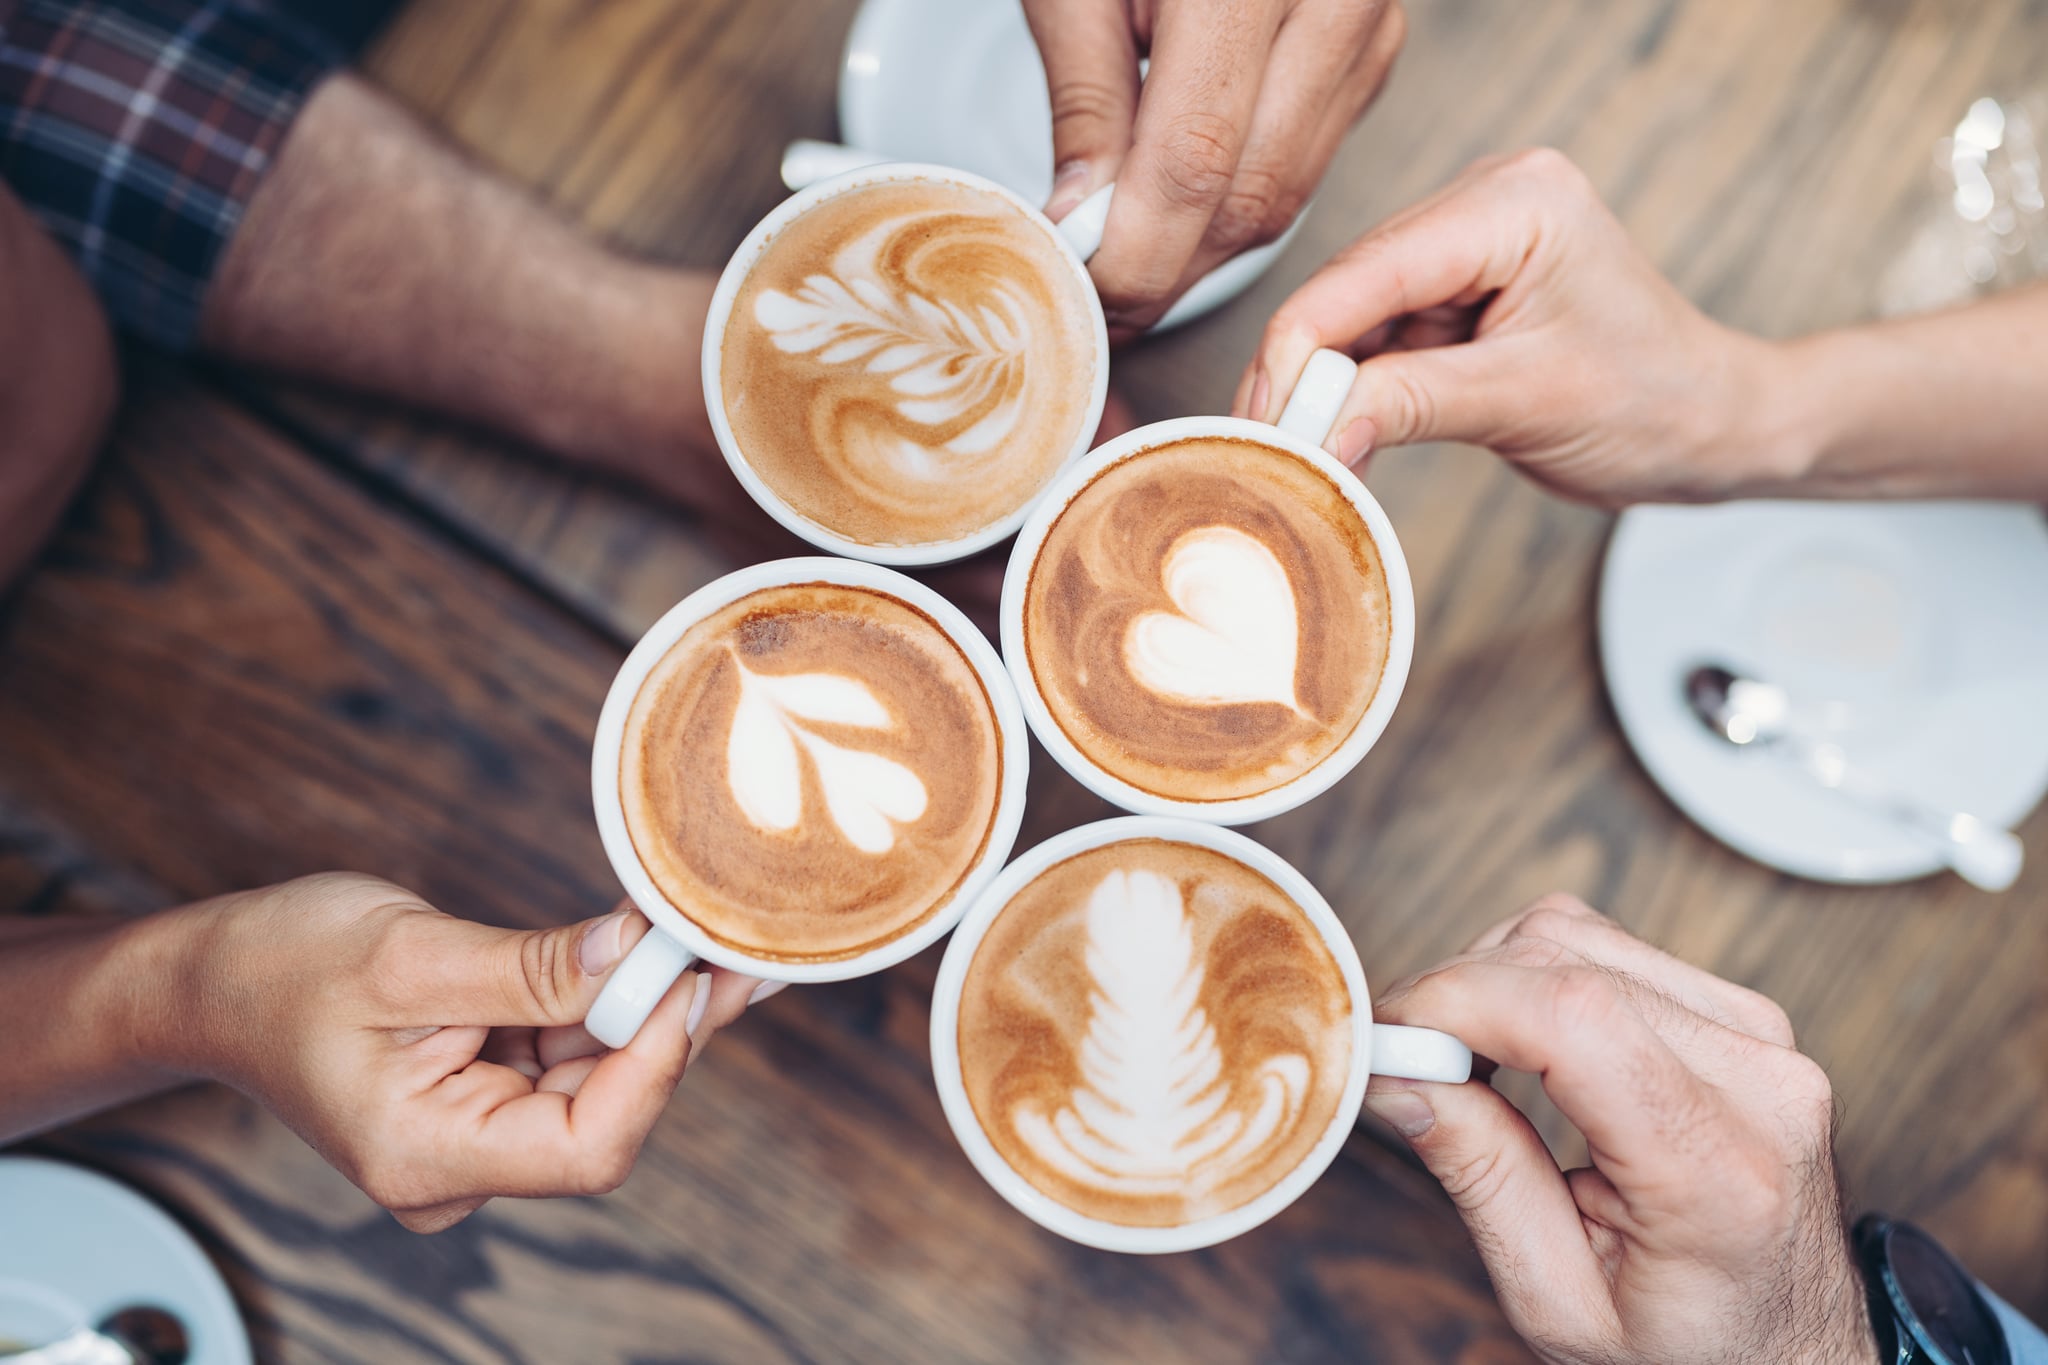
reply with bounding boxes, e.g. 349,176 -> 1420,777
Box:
1236,149 -> 1808,506
153,873 -> 771,1232
1025,0 -> 1405,337
1363,894 -> 1875,1365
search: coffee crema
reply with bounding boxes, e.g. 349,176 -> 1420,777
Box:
721,179 -> 1099,548
956,838 -> 1354,1228
621,582 -> 1002,962
1023,437 -> 1390,803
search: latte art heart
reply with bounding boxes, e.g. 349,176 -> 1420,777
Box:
1023,436 -> 1392,803
1125,527 -> 1302,711
726,661 -> 929,855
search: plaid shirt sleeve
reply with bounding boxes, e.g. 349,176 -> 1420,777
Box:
0,0 -> 342,351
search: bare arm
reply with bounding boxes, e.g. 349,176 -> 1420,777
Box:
0,184 -> 118,586
1240,149 -> 2048,505
198,74 -> 732,514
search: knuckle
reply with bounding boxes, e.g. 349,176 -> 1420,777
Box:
1152,111 -> 1242,211
1545,966 -> 1624,1039
1492,933 -> 1575,972
1434,1141 -> 1514,1211
517,928 -> 571,1019
577,1140 -> 638,1196
1378,361 -> 1437,438
1741,990 -> 1799,1047
1504,146 -> 1595,202
1047,78 -> 1130,146
1510,896 -> 1597,944
1772,1053 -> 1838,1128
1209,166 -> 1299,251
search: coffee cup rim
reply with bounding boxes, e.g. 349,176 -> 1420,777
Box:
591,556 -> 1031,982
928,815 -> 1376,1254
700,161 -> 1112,567
998,416 -> 1417,824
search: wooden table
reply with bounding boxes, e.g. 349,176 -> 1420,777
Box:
3,1 -> 2044,1360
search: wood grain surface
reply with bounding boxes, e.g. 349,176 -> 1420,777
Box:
0,368 -> 1527,1363
243,0 -> 2048,1317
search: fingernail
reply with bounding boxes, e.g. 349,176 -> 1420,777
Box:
578,910 -> 631,976
1046,160 -> 1092,219
1363,1085 -> 1436,1139
1247,368 -> 1270,423
683,972 -> 710,1038
748,979 -> 788,1006
1330,417 -> 1375,466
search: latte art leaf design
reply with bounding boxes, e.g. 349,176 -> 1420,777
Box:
725,660 -> 928,855
1011,870 -> 1309,1196
1125,526 -> 1304,711
754,269 -> 1029,456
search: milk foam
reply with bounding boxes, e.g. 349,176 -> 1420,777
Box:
726,658 -> 929,855
1124,526 -> 1302,711
1009,869 -> 1306,1198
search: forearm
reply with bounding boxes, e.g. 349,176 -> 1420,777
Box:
1757,284 -> 2048,501
198,74 -> 720,506
0,909 -> 202,1142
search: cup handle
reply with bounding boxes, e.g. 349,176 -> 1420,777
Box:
1274,348 -> 1361,448
780,139 -> 894,191
1054,183 -> 1116,263
586,924 -> 698,1049
1371,1023 -> 1473,1084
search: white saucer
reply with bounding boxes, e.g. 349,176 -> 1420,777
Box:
1599,500 -> 2048,884
837,0 -> 1303,331
0,1156 -> 251,1364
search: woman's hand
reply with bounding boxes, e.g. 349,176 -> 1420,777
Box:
1365,894 -> 1875,1365
151,873 -> 769,1232
1236,149 -> 1803,506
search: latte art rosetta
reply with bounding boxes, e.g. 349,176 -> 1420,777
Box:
754,257 -> 1030,457
723,180 -> 1099,548
957,839 -> 1353,1228
1011,869 -> 1310,1197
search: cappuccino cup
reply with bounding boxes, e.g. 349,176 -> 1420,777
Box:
704,163 -> 1113,566
931,817 -> 1471,1253
585,558 -> 1030,1048
1001,350 -> 1415,824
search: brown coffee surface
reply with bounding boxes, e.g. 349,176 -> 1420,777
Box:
621,582 -> 1002,962
956,838 -> 1354,1228
721,178 -> 1099,548
1023,437 -> 1390,802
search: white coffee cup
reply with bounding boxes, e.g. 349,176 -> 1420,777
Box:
999,349 -> 1415,824
702,162 -> 1115,567
584,557 -> 1031,1049
929,816 -> 1471,1254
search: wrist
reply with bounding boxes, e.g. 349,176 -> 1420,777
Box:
107,896 -> 237,1084
1710,330 -> 1833,499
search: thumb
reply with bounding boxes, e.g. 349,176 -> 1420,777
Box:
1024,0 -> 1141,220
1322,343 -> 1519,458
399,905 -> 648,1029
1362,1077 -> 1610,1339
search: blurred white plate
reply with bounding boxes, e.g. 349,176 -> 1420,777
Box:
0,1156 -> 250,1364
1599,501 -> 2048,884
838,0 -> 1303,331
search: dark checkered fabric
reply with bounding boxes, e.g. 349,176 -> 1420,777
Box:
0,0 -> 341,349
